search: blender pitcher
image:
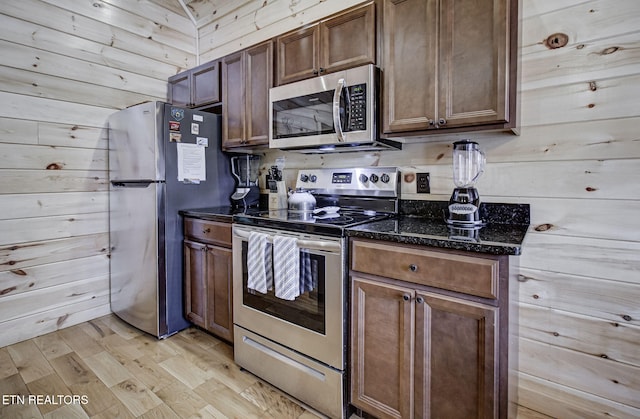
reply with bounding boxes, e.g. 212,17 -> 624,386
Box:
452,140 -> 485,188
230,155 -> 261,208
447,140 -> 485,227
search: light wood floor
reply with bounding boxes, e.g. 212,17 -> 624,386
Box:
0,314 -> 323,419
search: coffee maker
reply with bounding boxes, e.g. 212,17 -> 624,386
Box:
446,140 -> 486,227
230,154 -> 261,208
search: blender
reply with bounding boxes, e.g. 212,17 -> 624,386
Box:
230,154 -> 261,208
446,140 -> 486,227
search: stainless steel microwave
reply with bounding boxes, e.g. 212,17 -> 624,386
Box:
269,64 -> 399,153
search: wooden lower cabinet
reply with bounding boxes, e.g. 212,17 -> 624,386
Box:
350,238 -> 508,418
351,277 -> 414,418
183,218 -> 233,342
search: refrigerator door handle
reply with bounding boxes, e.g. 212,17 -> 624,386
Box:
111,180 -> 159,188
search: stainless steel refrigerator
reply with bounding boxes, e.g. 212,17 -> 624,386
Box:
108,101 -> 233,338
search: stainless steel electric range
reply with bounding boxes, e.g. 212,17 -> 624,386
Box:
231,167 -> 399,418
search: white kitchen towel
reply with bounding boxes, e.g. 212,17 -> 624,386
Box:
273,235 -> 300,300
247,232 -> 272,293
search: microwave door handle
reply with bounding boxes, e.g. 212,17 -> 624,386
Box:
332,78 -> 346,142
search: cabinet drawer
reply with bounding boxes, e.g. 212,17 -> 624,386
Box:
350,239 -> 499,299
184,218 -> 231,247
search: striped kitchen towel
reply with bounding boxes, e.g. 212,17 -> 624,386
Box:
247,232 -> 272,293
299,249 -> 314,294
273,235 -> 300,300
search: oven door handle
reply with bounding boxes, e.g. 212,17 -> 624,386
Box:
233,229 -> 341,253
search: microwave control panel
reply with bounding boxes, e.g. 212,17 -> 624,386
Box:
346,84 -> 366,132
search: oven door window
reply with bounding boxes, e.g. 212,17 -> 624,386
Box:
241,242 -> 326,334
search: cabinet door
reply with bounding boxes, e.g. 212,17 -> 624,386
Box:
192,60 -> 221,107
320,2 -> 376,74
437,0 -> 509,128
184,240 -> 207,327
206,245 -> 233,343
351,276 -> 414,419
168,71 -> 191,107
276,25 -> 319,86
221,51 -> 246,148
415,291 -> 498,419
381,0 -> 438,133
245,41 -> 273,146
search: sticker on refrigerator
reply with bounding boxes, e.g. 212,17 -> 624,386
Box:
177,143 -> 206,183
193,114 -> 204,122
169,121 -> 180,131
196,137 -> 209,147
169,132 -> 182,142
171,107 -> 185,121
191,123 -> 199,135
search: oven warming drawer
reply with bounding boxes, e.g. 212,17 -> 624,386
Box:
234,325 -> 344,418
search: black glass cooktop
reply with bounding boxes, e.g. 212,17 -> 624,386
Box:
233,208 -> 391,237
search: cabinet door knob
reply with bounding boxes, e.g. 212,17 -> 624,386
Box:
428,119 -> 435,126
438,118 -> 447,125
409,264 -> 418,272
416,296 -> 424,304
402,294 -> 411,302
203,228 -> 211,233
313,69 -> 319,75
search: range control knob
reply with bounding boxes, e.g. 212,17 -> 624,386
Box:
369,174 -> 379,183
309,174 -> 317,183
381,173 -> 391,183
359,174 -> 369,183
300,174 -> 309,182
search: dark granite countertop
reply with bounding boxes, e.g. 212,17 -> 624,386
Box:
180,201 -> 530,255
346,200 -> 530,256
179,206 -> 251,223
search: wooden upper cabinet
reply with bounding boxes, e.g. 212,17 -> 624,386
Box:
276,2 -> 376,86
382,0 -> 517,135
168,72 -> 191,107
221,51 -> 245,148
382,0 -> 437,133
192,61 -> 221,107
245,41 -> 273,145
169,60 -> 221,108
276,25 -> 319,86
222,41 -> 273,149
320,2 -> 376,75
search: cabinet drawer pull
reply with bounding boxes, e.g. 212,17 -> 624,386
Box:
402,294 -> 411,302
409,264 -> 418,272
203,228 -> 211,234
416,296 -> 424,304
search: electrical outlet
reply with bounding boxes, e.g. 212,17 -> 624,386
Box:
417,172 -> 430,193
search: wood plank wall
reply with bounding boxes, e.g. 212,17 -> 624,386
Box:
1,0 -> 638,417
0,0 -> 195,347
196,0 -> 640,417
